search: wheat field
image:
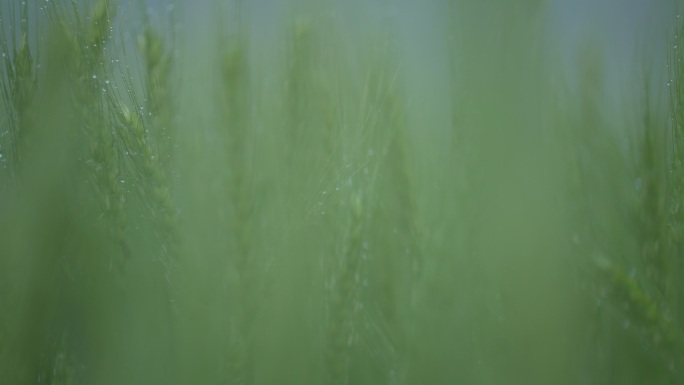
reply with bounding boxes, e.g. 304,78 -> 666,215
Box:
0,1 -> 682,384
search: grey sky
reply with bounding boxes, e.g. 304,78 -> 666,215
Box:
1,0 -> 676,111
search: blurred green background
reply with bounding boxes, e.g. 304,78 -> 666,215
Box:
0,0 -> 683,384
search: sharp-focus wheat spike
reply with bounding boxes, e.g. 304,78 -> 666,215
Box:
88,0 -> 112,51
139,23 -> 174,170
117,97 -> 178,261
100,16 -> 178,269
62,0 -> 131,274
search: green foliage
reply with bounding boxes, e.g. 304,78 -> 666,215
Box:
0,1 -> 682,385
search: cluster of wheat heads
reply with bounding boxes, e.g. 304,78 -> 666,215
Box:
0,1 -> 179,383
3,1 -> 684,385
552,11 -> 684,385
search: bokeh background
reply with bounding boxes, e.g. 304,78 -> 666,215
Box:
1,1 -> 682,385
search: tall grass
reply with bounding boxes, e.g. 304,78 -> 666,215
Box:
0,1 -> 682,384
